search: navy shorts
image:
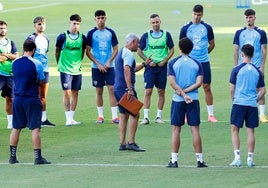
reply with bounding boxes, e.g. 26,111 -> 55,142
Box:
170,100 -> 200,126
0,75 -> 13,98
201,62 -> 211,84
114,90 -> 138,115
144,65 -> 167,89
12,97 -> 42,130
92,68 -> 115,87
60,72 -> 82,90
230,104 -> 259,128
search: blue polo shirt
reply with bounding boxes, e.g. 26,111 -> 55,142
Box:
168,55 -> 203,102
180,21 -> 214,63
233,27 -> 267,68
12,56 -> 44,98
86,27 -> 118,68
230,63 -> 265,107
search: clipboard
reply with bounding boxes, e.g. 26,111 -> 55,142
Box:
118,92 -> 143,116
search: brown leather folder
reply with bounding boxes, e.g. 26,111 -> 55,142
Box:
118,92 -> 143,116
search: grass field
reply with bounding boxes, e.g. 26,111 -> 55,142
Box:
1,0 -> 268,187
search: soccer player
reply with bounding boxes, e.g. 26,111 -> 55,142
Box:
138,13 -> 174,125
229,44 -> 265,167
179,4 -> 218,122
0,20 -> 19,129
86,10 -> 119,124
27,16 -> 55,127
9,39 -> 51,165
114,33 -> 148,152
233,9 -> 268,123
55,14 -> 87,126
166,37 -> 207,168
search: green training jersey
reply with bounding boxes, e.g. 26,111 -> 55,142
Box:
144,30 -> 168,63
58,31 -> 83,75
0,38 -> 13,76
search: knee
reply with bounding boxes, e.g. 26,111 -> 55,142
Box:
203,84 -> 211,92
145,89 -> 153,96
158,89 -> 165,96
6,97 -> 12,105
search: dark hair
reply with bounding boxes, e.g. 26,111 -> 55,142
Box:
179,37 -> 193,54
33,16 -> 45,23
0,20 -> 7,26
70,14 -> 82,22
23,39 -> 36,52
241,44 -> 254,58
244,9 -> 255,16
95,10 -> 106,17
193,4 -> 203,13
150,14 -> 159,19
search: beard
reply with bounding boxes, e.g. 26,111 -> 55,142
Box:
247,22 -> 254,27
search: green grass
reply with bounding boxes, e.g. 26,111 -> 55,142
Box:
1,0 -> 268,187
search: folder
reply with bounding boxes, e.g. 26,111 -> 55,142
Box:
118,92 -> 143,116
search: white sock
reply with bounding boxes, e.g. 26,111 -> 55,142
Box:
7,114 -> 12,127
171,152 -> 178,163
259,105 -> 265,116
207,105 -> 214,116
156,109 -> 162,118
111,106 -> 118,119
234,150 -> 240,160
70,110 -> 75,121
196,153 -> 203,162
247,152 -> 254,162
65,111 -> 71,122
97,106 -> 104,118
144,109 -> 149,119
42,111 -> 47,122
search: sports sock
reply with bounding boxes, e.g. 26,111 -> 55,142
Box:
259,105 -> 266,116
70,110 -> 75,121
111,106 -> 118,119
196,153 -> 203,162
97,106 -> 104,118
156,109 -> 162,118
171,152 -> 178,163
207,105 -> 214,116
7,114 -> 12,127
42,111 -> 47,122
247,152 -> 254,162
10,145 -> 17,158
34,149 -> 42,159
234,150 -> 240,160
65,111 -> 71,123
144,109 -> 149,119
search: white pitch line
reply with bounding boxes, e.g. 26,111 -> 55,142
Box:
1,162 -> 268,168
1,3 -> 62,13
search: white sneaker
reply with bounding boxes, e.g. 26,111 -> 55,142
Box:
140,118 -> 150,125
230,159 -> 242,167
71,120 -> 81,125
247,160 -> 255,167
154,117 -> 164,124
66,120 -> 81,126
